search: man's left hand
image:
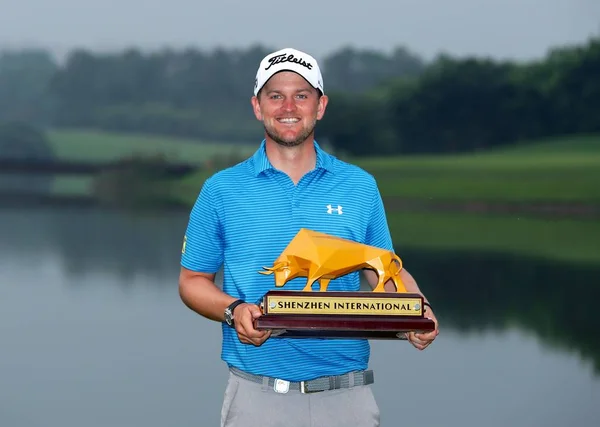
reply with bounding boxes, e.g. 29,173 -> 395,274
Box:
406,306 -> 439,350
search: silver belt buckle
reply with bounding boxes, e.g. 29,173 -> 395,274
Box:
273,378 -> 290,394
300,381 -> 319,394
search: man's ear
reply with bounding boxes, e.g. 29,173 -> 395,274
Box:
251,96 -> 263,121
316,94 -> 329,120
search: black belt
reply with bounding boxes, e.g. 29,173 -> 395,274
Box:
229,366 -> 374,394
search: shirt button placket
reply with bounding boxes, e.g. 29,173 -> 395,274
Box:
292,182 -> 302,227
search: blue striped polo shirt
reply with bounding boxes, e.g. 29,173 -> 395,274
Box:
181,139 -> 393,381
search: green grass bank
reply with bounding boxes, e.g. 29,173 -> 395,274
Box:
46,130 -> 600,266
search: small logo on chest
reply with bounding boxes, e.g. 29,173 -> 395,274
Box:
326,204 -> 343,215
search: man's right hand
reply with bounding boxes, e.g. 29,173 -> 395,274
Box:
233,303 -> 271,346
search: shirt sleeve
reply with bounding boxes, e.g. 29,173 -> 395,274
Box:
364,178 -> 394,252
180,177 -> 224,273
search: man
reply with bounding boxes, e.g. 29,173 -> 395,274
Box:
179,47 -> 439,427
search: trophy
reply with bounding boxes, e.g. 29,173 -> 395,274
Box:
253,228 -> 435,339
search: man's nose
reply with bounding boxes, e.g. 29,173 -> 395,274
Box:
282,97 -> 296,111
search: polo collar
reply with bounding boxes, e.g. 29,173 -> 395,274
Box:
251,139 -> 335,177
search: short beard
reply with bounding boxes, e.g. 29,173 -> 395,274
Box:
264,119 -> 317,148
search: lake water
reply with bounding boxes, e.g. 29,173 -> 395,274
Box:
1,206 -> 599,427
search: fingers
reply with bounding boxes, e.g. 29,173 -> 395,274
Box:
407,329 -> 438,351
407,308 -> 439,350
415,329 -> 439,341
235,304 -> 271,346
407,332 -> 430,350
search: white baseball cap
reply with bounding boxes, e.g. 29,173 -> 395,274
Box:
253,47 -> 324,96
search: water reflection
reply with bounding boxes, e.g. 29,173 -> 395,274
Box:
1,206 -> 599,427
0,206 -> 186,285
1,206 -> 599,374
402,248 -> 600,375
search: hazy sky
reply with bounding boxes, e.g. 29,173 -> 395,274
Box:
1,0 -> 599,62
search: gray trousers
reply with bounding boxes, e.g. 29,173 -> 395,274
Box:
220,371 -> 380,427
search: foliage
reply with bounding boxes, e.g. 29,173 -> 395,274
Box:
0,44 -> 426,143
0,121 -> 55,194
323,38 -> 600,155
91,154 -> 185,209
0,49 -> 57,125
1,38 -> 598,155
0,120 -> 54,160
322,45 -> 425,93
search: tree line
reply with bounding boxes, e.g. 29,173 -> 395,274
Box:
320,37 -> 600,155
1,38 -> 598,155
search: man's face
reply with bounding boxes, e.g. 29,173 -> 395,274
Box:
251,71 -> 328,147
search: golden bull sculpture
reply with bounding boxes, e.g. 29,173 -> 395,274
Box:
259,228 -> 407,293
254,228 -> 435,339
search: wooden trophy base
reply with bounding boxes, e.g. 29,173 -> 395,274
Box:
253,290 -> 436,340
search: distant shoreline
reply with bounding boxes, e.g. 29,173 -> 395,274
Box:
382,197 -> 600,220
2,193 -> 598,220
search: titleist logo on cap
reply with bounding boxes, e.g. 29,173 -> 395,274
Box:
265,53 -> 313,71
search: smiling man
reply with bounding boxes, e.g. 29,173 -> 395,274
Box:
179,47 -> 439,427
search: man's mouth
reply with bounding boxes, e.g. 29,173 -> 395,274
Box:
277,117 -> 300,124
